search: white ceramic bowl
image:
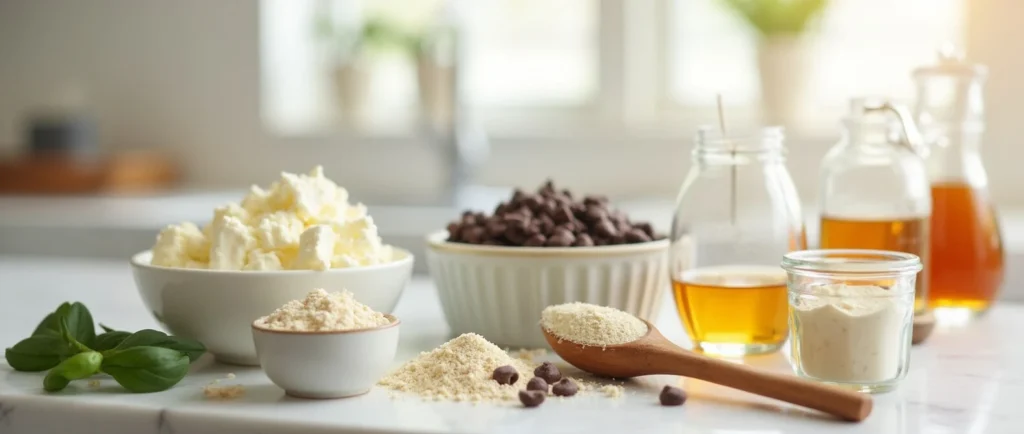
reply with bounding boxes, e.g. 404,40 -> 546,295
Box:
252,315 -> 400,399
425,231 -> 670,348
130,249 -> 413,365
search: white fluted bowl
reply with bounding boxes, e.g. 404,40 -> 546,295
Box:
425,231 -> 670,348
130,249 -> 413,366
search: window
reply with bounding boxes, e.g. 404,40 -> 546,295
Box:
668,0 -> 964,114
259,0 -> 597,134
461,0 -> 598,107
260,0 -> 964,136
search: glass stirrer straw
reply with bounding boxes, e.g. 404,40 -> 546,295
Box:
716,94 -> 736,226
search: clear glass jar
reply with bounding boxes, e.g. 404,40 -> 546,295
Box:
913,49 -> 1005,315
818,100 -> 932,313
669,126 -> 806,357
782,249 -> 920,394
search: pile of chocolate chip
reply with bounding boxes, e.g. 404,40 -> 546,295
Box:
446,181 -> 662,247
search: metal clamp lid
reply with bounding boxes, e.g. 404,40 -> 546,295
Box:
863,101 -> 929,158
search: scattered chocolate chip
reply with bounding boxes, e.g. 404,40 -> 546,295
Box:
519,390 -> 546,407
583,195 -> 607,206
524,234 -> 547,247
461,226 -> 485,244
545,233 -> 575,247
512,189 -> 526,203
484,220 -> 506,237
526,377 -> 548,392
574,233 -> 595,247
594,219 -> 617,238
625,228 -> 652,243
553,205 -> 574,224
492,365 -> 519,386
659,385 -> 687,406
551,379 -> 579,397
542,201 -> 558,217
533,362 -> 562,384
584,206 -> 606,222
524,195 -> 545,212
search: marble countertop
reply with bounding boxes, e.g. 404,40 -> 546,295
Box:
1,256 -> 1021,434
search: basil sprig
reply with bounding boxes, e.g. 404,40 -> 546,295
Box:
3,302 -> 205,393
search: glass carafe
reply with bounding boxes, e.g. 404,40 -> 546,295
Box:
914,49 -> 1005,315
669,126 -> 806,356
818,101 -> 931,313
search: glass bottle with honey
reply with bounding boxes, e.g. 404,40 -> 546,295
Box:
818,100 -> 932,313
914,49 -> 1004,315
669,126 -> 806,356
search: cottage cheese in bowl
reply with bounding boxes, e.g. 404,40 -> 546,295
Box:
150,165 -> 393,271
131,166 -> 413,365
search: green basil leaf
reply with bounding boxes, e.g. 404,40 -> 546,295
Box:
32,302 -> 95,347
4,335 -> 73,371
56,351 -> 103,380
59,317 -> 92,354
99,323 -> 118,333
43,370 -> 71,392
101,346 -> 190,393
112,329 -> 205,362
93,331 -> 132,352
31,302 -> 72,337
42,351 -> 103,392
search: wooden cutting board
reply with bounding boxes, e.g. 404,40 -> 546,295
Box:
0,151 -> 179,194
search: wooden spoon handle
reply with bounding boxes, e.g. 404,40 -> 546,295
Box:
656,347 -> 872,421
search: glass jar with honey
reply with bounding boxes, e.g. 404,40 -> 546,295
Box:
818,100 -> 932,313
669,126 -> 806,356
914,49 -> 1005,315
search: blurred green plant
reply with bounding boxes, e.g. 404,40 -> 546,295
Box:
719,0 -> 829,38
313,12 -> 423,62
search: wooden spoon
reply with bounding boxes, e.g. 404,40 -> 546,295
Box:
542,320 -> 872,422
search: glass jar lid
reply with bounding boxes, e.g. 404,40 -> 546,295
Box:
781,249 -> 923,276
912,44 -> 987,79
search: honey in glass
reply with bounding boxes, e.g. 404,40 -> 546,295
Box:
819,215 -> 930,312
927,183 -> 1004,312
672,266 -> 789,355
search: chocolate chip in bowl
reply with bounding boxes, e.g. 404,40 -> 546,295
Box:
445,181 -> 663,248
426,180 -> 671,348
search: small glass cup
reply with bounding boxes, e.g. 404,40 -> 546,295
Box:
781,249 -> 921,393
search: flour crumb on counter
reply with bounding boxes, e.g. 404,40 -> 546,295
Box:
511,348 -> 548,362
599,385 -> 624,398
203,374 -> 246,400
87,379 -> 101,388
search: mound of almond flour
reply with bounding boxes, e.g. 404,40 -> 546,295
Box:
379,333 -> 534,402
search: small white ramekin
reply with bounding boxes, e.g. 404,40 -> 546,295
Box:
425,231 -> 670,348
251,315 -> 400,399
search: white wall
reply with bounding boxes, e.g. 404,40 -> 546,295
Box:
0,0 -> 1021,206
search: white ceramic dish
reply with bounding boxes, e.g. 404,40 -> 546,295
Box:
251,315 -> 400,399
130,249 -> 413,365
425,230 -> 670,348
